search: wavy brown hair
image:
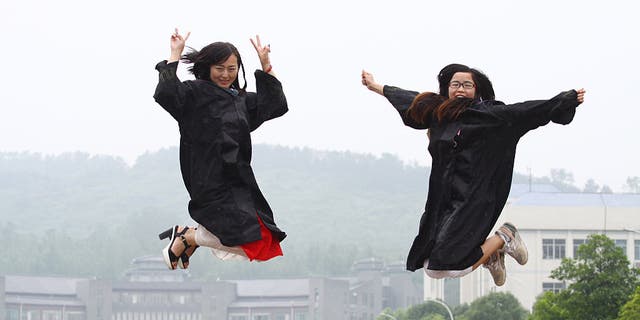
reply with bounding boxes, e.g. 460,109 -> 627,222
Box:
407,64 -> 495,124
181,42 -> 248,92
407,93 -> 474,124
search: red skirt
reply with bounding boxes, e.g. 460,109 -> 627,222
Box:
239,215 -> 283,261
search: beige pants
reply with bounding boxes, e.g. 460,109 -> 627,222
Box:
194,224 -> 249,261
423,259 -> 473,279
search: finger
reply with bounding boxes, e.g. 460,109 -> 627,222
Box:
250,38 -> 258,50
174,27 -> 179,36
184,31 -> 191,41
255,34 -> 262,48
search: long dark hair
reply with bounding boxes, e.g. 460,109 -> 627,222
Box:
408,64 -> 495,124
181,42 -> 247,92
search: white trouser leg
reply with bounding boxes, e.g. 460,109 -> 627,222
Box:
423,259 -> 473,279
195,224 -> 248,261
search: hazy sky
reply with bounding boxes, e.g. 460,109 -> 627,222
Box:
2,0 -> 638,191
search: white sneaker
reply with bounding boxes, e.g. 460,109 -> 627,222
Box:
496,222 -> 528,265
484,250 -> 506,286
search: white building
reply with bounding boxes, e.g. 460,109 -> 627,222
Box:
424,184 -> 640,311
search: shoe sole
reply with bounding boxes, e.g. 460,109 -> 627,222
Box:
162,226 -> 180,270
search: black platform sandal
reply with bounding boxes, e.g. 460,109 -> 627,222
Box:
160,226 -> 199,269
160,226 -> 191,270
178,227 -> 199,269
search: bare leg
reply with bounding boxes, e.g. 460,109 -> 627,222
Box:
472,234 -> 505,270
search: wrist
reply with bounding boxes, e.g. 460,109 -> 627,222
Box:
263,64 -> 273,73
169,51 -> 182,62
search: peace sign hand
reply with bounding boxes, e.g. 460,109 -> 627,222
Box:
250,35 -> 272,72
169,28 -> 190,62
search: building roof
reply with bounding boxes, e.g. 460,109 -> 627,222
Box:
5,295 -> 85,307
230,279 -> 309,297
4,275 -> 88,295
509,192 -> 640,207
229,298 -> 308,308
509,184 -> 561,197
111,281 -> 204,291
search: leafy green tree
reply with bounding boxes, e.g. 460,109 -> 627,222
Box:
550,168 -> 580,192
529,234 -> 640,320
529,291 -> 569,320
459,292 -> 527,320
618,286 -> 640,320
583,179 -> 599,193
404,301 -> 451,320
601,185 -> 613,194
625,176 -> 640,193
376,301 -> 453,320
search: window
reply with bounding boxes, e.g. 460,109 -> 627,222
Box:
615,239 -> 627,256
444,277 -> 460,306
43,310 -> 62,320
252,315 -> 269,320
65,312 -> 85,320
7,309 -> 19,320
543,239 -> 566,259
294,312 -> 307,320
230,315 -> 248,320
542,282 -> 565,293
573,239 -> 585,257
26,310 -> 42,320
635,240 -> 640,261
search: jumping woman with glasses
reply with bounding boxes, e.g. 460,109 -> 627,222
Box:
361,64 -> 585,285
153,29 -> 288,270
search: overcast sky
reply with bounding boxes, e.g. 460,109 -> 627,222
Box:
2,0 -> 638,191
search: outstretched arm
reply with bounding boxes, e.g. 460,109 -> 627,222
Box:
361,70 -> 428,129
168,28 -> 190,63
490,88 -> 586,136
250,35 -> 276,77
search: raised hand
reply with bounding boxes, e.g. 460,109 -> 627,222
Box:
361,70 -> 375,87
250,35 -> 271,71
169,28 -> 190,62
576,88 -> 586,104
362,70 -> 384,95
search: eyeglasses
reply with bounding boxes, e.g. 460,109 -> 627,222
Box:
449,81 -> 475,90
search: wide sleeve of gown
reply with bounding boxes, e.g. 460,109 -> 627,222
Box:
487,90 -> 580,135
153,60 -> 193,122
246,70 -> 289,132
382,85 -> 429,129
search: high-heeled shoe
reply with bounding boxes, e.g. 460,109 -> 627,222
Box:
159,226 -> 199,269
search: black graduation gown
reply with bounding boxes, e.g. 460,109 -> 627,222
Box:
383,86 -> 579,271
153,60 -> 288,246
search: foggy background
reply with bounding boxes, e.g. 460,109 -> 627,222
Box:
2,0 -> 639,191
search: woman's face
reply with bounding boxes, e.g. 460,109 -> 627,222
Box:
448,72 -> 476,99
209,54 -> 238,88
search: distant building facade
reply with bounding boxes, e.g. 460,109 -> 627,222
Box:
423,184 -> 640,311
3,275 -> 111,320
3,256 -> 422,320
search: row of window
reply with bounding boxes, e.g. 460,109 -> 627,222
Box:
542,239 -> 640,260
229,312 -> 307,320
6,309 -> 85,320
114,292 -> 197,306
113,312 -> 200,320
